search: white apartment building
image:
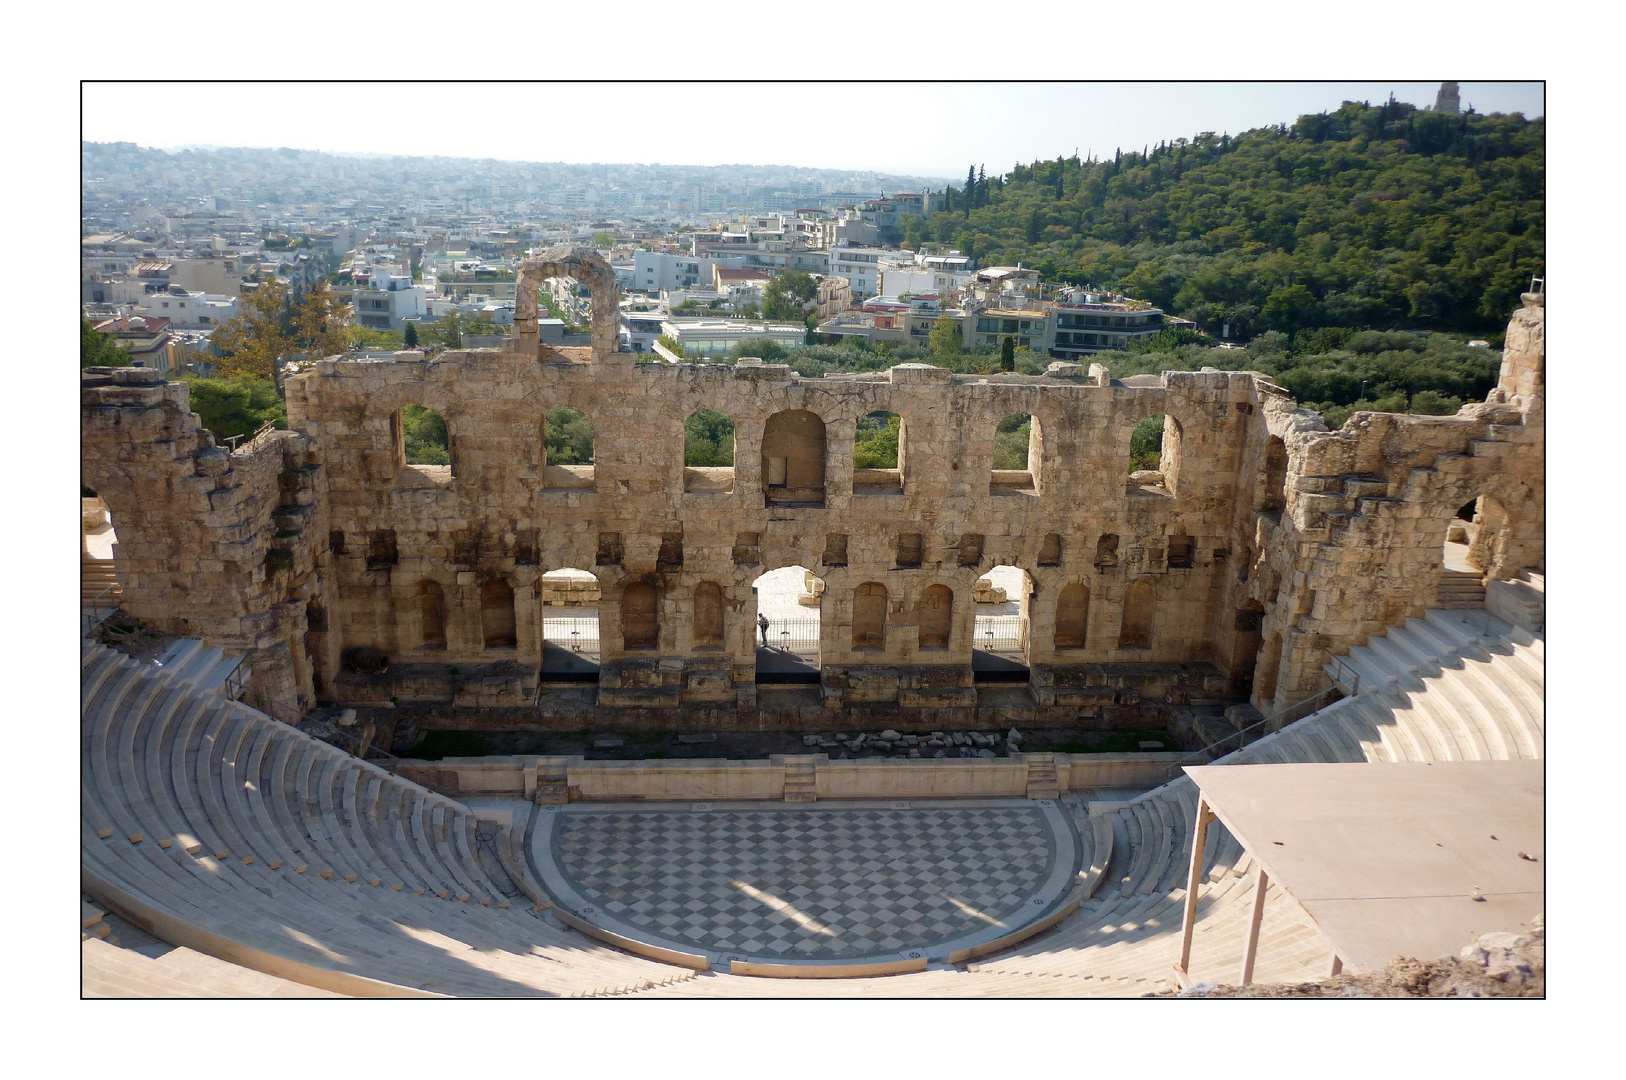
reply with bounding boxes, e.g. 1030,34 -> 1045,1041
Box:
353,270 -> 427,330
634,250 -> 717,294
827,245 -> 889,297
659,318 -> 806,360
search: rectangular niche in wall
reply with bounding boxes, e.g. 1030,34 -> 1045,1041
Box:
366,529 -> 398,570
732,532 -> 761,567
1038,533 -> 1062,566
596,532 -> 624,566
957,533 -> 985,568
896,533 -> 923,568
1094,534 -> 1119,569
823,533 -> 848,567
1168,535 -> 1195,569
656,532 -> 684,570
329,530 -> 346,555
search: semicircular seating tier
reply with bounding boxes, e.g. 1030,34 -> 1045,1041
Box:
81,640 -> 700,997
83,604 -> 1541,997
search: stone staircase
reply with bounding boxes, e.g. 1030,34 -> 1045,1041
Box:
1438,569 -> 1486,609
1023,754 -> 1060,800
153,638 -> 246,699
782,757 -> 818,803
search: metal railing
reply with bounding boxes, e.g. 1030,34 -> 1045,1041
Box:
974,614 -> 1027,653
543,615 -> 601,662
224,420 -> 276,453
1158,683 -> 1346,784
81,583 -> 120,637
760,614 -> 820,660
1327,654 -> 1361,696
222,660 -> 250,701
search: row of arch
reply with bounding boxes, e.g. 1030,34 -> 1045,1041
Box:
400,575 -> 1158,654
388,404 -> 1210,494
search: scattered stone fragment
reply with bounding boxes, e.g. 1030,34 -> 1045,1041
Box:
879,729 -> 902,742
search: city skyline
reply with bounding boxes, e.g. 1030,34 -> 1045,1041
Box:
83,81 -> 1544,181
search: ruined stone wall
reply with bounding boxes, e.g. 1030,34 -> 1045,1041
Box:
283,353 -> 1264,715
81,277 -> 1544,730
81,368 -> 331,721
1249,294 -> 1546,711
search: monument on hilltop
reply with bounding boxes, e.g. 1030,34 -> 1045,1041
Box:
1433,81 -> 1462,115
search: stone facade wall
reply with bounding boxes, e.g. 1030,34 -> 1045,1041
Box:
81,264 -> 1545,729
281,351 -> 1269,716
80,368 -> 330,721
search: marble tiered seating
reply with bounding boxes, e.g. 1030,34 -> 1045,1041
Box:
632,606 -> 1544,998
84,600 -> 1543,998
82,641 -> 700,997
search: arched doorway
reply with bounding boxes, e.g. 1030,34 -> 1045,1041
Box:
751,565 -> 822,684
973,564 -> 1033,682
540,567 -> 600,682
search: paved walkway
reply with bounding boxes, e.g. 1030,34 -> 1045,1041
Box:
532,800 -> 1080,968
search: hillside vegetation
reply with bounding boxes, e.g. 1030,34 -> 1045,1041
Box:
916,99 -> 1542,339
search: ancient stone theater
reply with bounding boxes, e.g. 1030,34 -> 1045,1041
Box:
79,249 -> 1544,996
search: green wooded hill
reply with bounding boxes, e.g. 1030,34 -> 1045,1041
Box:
917,99 -> 1542,337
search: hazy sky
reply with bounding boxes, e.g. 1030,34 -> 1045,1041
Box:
83,82 -> 1543,181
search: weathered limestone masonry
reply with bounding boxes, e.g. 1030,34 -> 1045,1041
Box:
79,248 -> 1544,732
1249,292 -> 1545,711
80,368 -> 330,722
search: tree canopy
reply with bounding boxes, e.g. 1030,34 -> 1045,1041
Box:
213,279 -> 351,380
762,270 -> 818,322
81,318 -> 132,368
926,100 -> 1542,336
180,374 -> 287,441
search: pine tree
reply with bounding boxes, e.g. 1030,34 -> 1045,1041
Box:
965,165 -> 977,213
403,320 -> 419,347
1000,335 -> 1015,372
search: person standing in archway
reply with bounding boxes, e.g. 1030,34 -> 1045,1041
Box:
758,612 -> 770,646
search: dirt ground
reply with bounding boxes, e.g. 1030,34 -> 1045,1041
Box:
1155,920 -> 1544,998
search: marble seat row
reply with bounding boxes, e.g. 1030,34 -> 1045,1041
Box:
82,641 -> 699,997
631,606 -> 1544,997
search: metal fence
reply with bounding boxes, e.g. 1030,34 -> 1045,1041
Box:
544,614 -> 601,662
974,614 -> 1027,654
759,614 -> 820,661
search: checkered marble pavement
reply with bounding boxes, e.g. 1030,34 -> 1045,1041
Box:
543,803 -> 1071,961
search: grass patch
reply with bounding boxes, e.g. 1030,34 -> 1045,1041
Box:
408,730 -> 492,760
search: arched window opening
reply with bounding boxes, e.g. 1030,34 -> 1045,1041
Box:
393,404 -> 453,486
542,406 -> 595,490
762,409 -> 826,506
1257,435 -> 1288,512
974,565 -> 1033,679
918,584 -> 953,650
852,582 -> 888,650
854,410 -> 904,494
751,565 -> 822,683
1445,495 -> 1512,585
1119,578 -> 1155,650
418,580 -> 446,649
693,581 -> 725,648
1127,413 -> 1179,495
541,568 -> 600,680
991,412 -> 1040,495
1162,415 -> 1185,494
481,579 -> 516,649
1054,582 -> 1090,649
684,408 -> 735,493
621,581 -> 659,650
